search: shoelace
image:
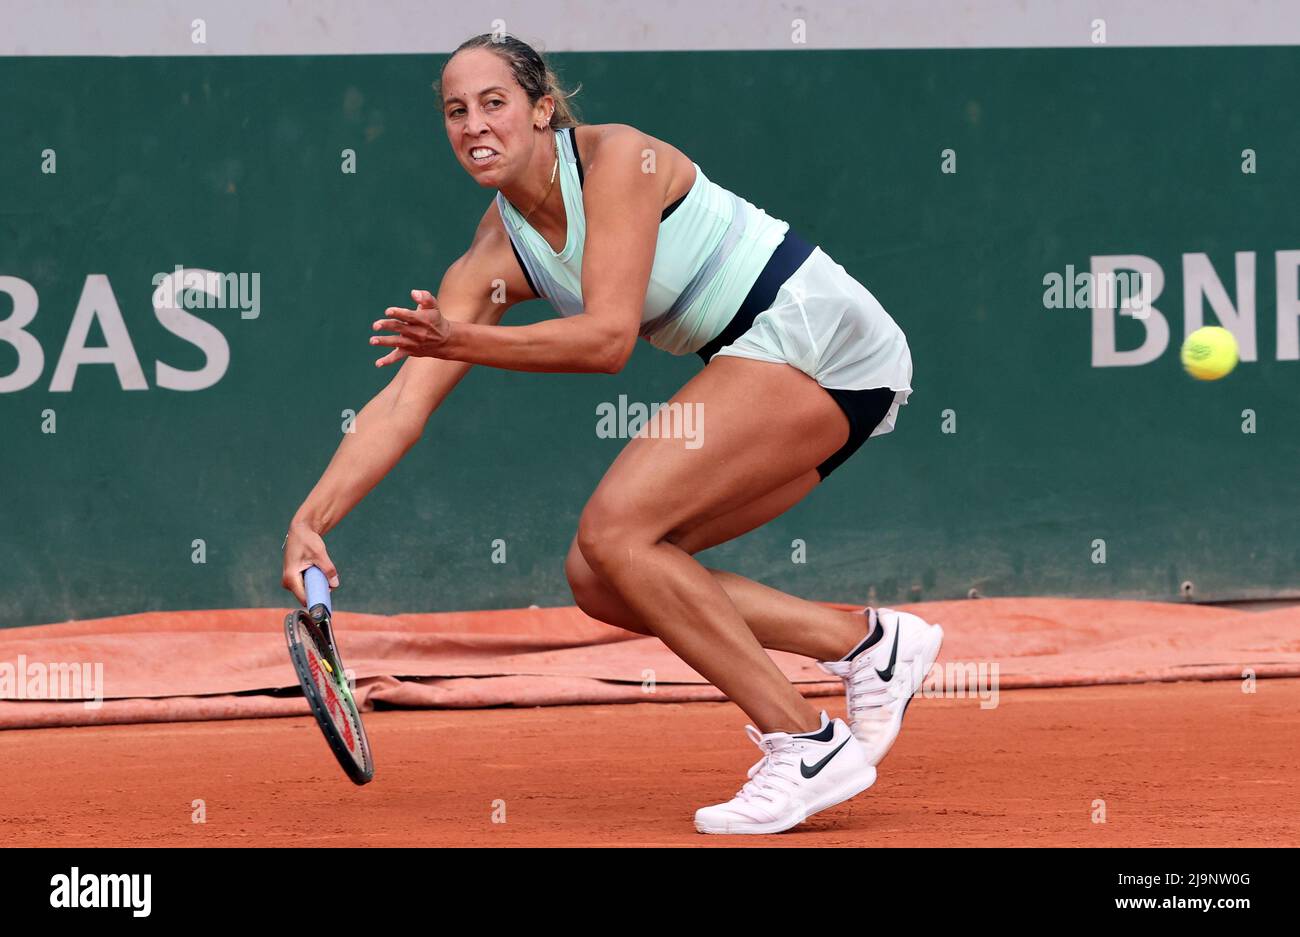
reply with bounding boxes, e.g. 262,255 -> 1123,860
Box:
846,667 -> 895,721
842,612 -> 908,722
730,726 -> 805,805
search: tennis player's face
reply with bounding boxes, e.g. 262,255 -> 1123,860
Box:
442,50 -> 541,187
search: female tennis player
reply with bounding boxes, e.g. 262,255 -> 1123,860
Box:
282,33 -> 943,835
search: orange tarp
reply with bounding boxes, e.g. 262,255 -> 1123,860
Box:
1,598 -> 1297,729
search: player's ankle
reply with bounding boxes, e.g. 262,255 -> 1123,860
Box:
835,609 -> 883,661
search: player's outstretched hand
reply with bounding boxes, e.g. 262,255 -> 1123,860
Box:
281,522 -> 339,606
370,289 -> 450,367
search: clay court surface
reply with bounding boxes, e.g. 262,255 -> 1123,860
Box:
3,677 -> 1297,847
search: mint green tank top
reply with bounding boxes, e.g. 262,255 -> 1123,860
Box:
495,127 -> 790,357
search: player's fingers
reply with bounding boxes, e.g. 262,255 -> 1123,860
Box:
371,318 -> 406,332
291,559 -> 335,593
312,553 -> 340,590
375,348 -> 408,368
384,306 -> 417,323
369,334 -> 413,348
282,570 -> 307,606
411,289 -> 437,308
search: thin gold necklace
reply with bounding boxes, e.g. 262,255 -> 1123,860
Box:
521,150 -> 559,223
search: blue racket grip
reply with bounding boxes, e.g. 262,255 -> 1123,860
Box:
304,565 -> 332,614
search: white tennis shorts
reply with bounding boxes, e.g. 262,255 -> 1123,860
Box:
711,247 -> 913,438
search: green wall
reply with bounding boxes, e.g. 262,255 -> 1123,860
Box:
2,49 -> 1298,628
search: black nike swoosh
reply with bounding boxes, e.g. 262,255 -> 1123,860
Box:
875,626 -> 901,682
801,737 -> 851,778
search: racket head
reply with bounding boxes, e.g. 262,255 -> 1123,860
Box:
284,606 -> 374,785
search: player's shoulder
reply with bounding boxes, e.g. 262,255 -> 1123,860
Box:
575,123 -> 655,163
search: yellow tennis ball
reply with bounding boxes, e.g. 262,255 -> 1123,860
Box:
1180,326 -> 1239,381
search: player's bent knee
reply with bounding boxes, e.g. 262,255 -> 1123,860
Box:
563,546 -> 650,635
574,513 -> 622,577
563,547 -> 603,613
575,497 -> 658,577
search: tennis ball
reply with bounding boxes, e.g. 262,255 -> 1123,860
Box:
1180,326 -> 1239,381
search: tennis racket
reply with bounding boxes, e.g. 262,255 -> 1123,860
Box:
284,565 -> 374,784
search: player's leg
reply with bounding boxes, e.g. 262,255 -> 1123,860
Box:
574,355 -> 887,834
574,355 -> 847,735
564,474 -> 870,662
566,477 -> 943,767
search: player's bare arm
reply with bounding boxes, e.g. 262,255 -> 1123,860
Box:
368,126 -> 669,374
281,204 -> 526,604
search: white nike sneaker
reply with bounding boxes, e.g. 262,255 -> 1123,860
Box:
817,608 -> 944,766
694,711 -> 876,835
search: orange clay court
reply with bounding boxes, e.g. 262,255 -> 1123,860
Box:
1,597 -> 1297,847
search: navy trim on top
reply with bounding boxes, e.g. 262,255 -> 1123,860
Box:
507,235 -> 540,299
567,126 -> 689,221
568,127 -> 585,187
661,192 -> 688,220
694,228 -> 817,363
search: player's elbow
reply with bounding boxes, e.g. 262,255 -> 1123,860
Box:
596,341 -> 634,374
588,323 -> 636,374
